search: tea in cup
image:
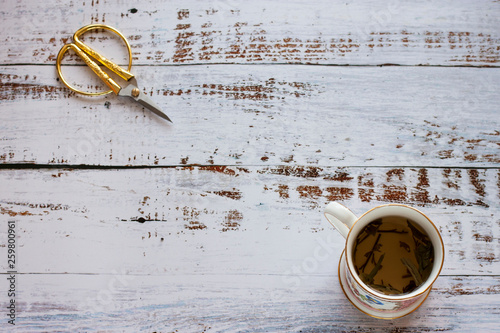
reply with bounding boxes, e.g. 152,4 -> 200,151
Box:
324,202 -> 444,319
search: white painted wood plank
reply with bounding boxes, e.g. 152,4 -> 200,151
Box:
1,167 -> 498,275
1,0 -> 498,331
1,0 -> 499,66
10,274 -> 500,332
1,65 -> 499,167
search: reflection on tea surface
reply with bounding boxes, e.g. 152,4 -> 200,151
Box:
353,216 -> 434,295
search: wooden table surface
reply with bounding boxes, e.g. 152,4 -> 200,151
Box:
1,0 -> 499,332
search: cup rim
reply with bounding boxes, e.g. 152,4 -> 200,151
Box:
345,204 -> 445,300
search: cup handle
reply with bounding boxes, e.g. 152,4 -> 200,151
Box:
324,202 -> 358,239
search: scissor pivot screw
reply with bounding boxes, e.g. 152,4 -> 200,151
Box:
131,88 -> 140,97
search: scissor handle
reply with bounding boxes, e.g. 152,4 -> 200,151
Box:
56,24 -> 133,96
73,24 -> 134,81
57,43 -> 121,95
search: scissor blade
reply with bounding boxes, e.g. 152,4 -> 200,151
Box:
119,84 -> 172,123
136,95 -> 172,123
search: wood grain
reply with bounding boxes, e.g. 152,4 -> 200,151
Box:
1,0 -> 499,66
1,0 -> 499,331
1,65 -> 498,167
11,274 -> 500,332
0,167 -> 498,275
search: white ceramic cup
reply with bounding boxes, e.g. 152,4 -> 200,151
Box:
324,202 -> 445,319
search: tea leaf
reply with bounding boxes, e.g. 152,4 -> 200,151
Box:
407,219 -> 434,279
371,283 -> 402,295
365,219 -> 382,235
387,284 -> 400,293
360,273 -> 371,285
415,243 -> 434,276
422,263 -> 433,281
399,241 -> 411,253
357,219 -> 382,245
378,229 -> 408,234
416,244 -> 433,263
401,257 -> 423,285
368,254 -> 385,280
403,280 -> 417,294
359,233 -> 382,272
356,220 -> 381,246
407,220 -> 429,244
362,253 -> 385,285
355,234 -> 368,248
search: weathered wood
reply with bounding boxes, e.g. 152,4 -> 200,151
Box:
1,0 -> 499,330
1,167 -> 498,275
1,0 -> 499,66
1,65 -> 499,167
12,274 -> 500,332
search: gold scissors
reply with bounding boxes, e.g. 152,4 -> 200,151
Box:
56,24 -> 172,122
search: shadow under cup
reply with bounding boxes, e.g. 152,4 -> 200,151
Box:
343,205 -> 445,317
